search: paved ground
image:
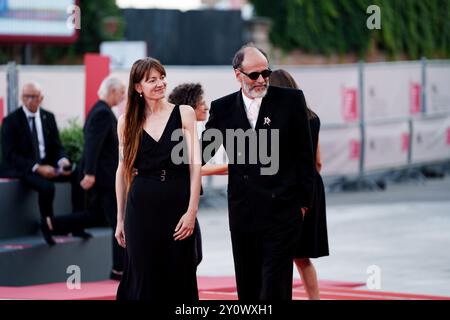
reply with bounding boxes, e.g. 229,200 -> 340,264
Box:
196,175 -> 450,297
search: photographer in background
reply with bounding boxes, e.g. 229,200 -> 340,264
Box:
0,82 -> 83,246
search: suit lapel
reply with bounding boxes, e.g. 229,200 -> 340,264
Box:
103,103 -> 118,143
255,87 -> 274,131
234,90 -> 252,130
18,108 -> 33,145
40,109 -> 51,149
104,103 -> 118,124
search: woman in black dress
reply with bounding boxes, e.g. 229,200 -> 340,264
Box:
270,69 -> 329,300
115,58 -> 202,301
168,83 -> 228,267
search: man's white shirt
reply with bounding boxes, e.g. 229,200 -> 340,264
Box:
242,93 -> 262,130
22,106 -> 68,172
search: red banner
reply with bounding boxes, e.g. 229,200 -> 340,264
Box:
402,132 -> 410,152
84,53 -> 110,118
342,88 -> 359,122
0,97 -> 4,125
410,82 -> 421,115
349,139 -> 361,160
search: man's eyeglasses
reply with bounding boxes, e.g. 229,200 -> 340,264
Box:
23,94 -> 40,100
238,68 -> 272,81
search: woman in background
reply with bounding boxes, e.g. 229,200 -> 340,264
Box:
270,69 -> 329,300
168,83 -> 228,266
169,83 -> 228,177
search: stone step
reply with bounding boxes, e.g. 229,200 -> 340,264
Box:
0,228 -> 112,286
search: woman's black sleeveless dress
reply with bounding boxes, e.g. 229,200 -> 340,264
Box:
294,115 -> 329,258
116,105 -> 198,301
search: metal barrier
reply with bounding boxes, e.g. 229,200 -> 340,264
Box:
1,59 -> 449,191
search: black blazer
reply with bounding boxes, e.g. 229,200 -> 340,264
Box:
0,107 -> 66,178
202,86 -> 315,232
80,100 -> 118,189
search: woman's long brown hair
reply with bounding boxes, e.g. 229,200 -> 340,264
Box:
123,57 -> 166,192
269,69 -> 316,119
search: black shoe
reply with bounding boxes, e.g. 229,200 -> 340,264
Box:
109,270 -> 123,281
40,219 -> 56,246
72,229 -> 93,240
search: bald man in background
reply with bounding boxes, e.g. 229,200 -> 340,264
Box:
0,82 -> 83,245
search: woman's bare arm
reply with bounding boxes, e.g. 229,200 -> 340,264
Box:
173,105 -> 201,240
316,138 -> 322,173
115,115 -> 127,247
201,164 -> 228,176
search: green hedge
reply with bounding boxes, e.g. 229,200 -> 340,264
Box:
250,0 -> 450,59
60,118 -> 84,164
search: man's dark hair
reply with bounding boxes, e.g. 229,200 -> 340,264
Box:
232,43 -> 269,70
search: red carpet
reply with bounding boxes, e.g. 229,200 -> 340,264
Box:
0,276 -> 448,300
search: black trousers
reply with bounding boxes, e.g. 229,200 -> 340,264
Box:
230,218 -> 302,300
51,186 -> 124,272
22,168 -> 84,218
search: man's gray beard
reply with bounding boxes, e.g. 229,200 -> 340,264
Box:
243,81 -> 269,99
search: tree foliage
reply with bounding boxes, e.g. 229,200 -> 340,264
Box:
41,0 -> 124,64
250,0 -> 450,59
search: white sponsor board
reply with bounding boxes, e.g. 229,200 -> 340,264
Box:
100,41 -> 147,69
411,115 -> 450,164
284,66 -> 360,125
111,66 -> 240,118
0,0 -> 77,38
426,63 -> 450,114
364,62 -> 422,120
17,66 -> 85,127
364,121 -> 409,171
320,126 -> 361,176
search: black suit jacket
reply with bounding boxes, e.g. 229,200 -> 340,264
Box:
80,100 -> 118,189
202,86 -> 315,232
0,107 -> 66,178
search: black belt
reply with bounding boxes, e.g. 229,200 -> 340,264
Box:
135,168 -> 189,181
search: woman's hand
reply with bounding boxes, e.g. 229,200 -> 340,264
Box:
115,220 -> 126,248
173,211 -> 196,241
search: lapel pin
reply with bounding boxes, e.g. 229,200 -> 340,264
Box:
263,117 -> 271,126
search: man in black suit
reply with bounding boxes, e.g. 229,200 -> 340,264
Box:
202,44 -> 315,300
1,82 -> 83,245
47,76 -> 126,280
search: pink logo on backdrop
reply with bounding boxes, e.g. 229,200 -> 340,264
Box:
0,97 -> 4,125
0,244 -> 32,250
410,82 -> 421,115
401,133 -> 410,152
342,88 -> 359,122
349,140 -> 361,160
447,128 -> 450,145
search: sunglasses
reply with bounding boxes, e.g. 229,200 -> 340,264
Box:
22,94 -> 40,100
238,68 -> 272,81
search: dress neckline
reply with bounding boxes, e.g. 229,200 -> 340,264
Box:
142,105 -> 178,144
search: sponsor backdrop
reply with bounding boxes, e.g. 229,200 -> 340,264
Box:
4,58 -> 450,182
